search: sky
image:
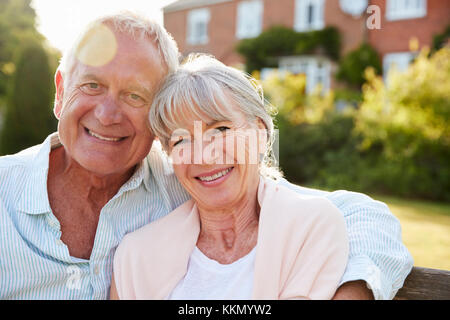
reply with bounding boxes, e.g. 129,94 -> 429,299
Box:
31,0 -> 178,53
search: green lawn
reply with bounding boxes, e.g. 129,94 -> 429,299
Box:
371,194 -> 450,271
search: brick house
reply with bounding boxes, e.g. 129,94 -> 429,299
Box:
163,0 -> 449,91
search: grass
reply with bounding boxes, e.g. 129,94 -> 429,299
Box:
371,194 -> 450,271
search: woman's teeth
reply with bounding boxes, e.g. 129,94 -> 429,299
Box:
88,129 -> 122,142
198,168 -> 233,182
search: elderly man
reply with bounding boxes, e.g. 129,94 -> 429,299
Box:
0,12 -> 412,300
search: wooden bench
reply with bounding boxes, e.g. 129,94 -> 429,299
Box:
394,266 -> 450,300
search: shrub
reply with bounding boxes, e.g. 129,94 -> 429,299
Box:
355,48 -> 450,200
432,24 -> 450,52
236,26 -> 341,73
335,43 -> 382,88
262,47 -> 450,201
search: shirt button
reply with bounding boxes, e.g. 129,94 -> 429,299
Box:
94,265 -> 100,275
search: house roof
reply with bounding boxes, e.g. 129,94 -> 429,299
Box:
163,0 -> 233,13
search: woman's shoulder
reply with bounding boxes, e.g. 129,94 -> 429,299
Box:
261,177 -> 344,225
117,199 -> 196,254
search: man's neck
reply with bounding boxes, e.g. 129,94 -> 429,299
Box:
46,146 -> 138,259
47,146 -> 137,212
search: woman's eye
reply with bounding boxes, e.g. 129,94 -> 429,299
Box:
216,126 -> 230,132
173,139 -> 183,147
173,137 -> 191,147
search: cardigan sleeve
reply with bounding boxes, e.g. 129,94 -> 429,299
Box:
280,198 -> 349,300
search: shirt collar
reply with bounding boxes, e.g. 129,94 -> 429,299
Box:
115,157 -> 152,196
17,133 -> 58,215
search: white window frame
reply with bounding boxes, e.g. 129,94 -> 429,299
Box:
294,0 -> 325,32
386,0 -> 427,21
236,0 -> 264,39
279,56 -> 331,93
186,8 -> 211,45
383,51 -> 416,81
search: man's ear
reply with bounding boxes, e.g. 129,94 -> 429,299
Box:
54,70 -> 64,119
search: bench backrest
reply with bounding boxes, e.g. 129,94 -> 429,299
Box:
394,266 -> 450,300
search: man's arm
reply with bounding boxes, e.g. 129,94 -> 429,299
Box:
110,274 -> 120,300
278,178 -> 414,300
333,280 -> 374,300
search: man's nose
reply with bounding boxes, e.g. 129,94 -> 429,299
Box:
94,97 -> 123,126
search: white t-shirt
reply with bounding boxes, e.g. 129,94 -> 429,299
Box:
167,246 -> 257,300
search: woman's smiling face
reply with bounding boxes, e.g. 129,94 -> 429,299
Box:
168,99 -> 266,211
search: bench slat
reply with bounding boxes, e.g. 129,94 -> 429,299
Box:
394,266 -> 450,300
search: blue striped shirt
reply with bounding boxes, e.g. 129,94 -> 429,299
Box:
0,133 -> 413,300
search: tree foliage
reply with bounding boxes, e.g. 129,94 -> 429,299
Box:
236,26 -> 341,73
0,43 -> 57,155
335,43 -> 382,88
263,47 -> 450,201
0,0 -> 43,98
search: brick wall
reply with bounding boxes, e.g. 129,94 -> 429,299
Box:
164,1 -> 242,66
164,0 -> 370,66
163,0 -> 449,69
368,0 -> 450,59
325,0 -> 366,55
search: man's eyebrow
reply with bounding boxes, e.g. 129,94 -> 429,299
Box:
77,75 -> 153,97
127,84 -> 153,99
78,74 -> 103,82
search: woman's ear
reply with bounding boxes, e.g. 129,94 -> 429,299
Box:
53,70 -> 64,119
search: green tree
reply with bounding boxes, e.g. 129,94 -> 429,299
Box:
236,26 -> 341,73
0,43 -> 57,155
0,0 -> 44,117
355,48 -> 450,200
335,43 -> 382,88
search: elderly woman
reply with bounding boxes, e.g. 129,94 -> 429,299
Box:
110,54 -> 348,300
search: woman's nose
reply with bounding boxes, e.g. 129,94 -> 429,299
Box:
201,138 -> 224,165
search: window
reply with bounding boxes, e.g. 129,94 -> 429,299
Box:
294,0 -> 325,32
386,0 -> 427,21
236,0 -> 263,39
383,52 -> 416,81
279,56 -> 331,93
339,0 -> 368,17
187,8 -> 211,45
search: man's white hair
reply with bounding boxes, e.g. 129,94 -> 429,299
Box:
58,11 -> 180,76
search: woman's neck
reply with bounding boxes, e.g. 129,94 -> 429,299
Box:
196,192 -> 260,264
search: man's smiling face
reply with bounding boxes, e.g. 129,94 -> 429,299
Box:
54,25 -> 167,177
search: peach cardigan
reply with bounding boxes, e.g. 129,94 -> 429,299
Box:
113,177 -> 349,300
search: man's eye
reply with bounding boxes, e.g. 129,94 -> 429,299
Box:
80,82 -> 102,94
124,93 -> 147,108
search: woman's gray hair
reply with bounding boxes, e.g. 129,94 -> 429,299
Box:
150,53 -> 282,179
58,11 -> 180,76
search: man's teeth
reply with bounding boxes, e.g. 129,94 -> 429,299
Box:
198,168 -> 232,182
88,130 -> 121,142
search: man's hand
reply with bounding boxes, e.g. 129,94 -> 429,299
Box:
332,281 -> 374,300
